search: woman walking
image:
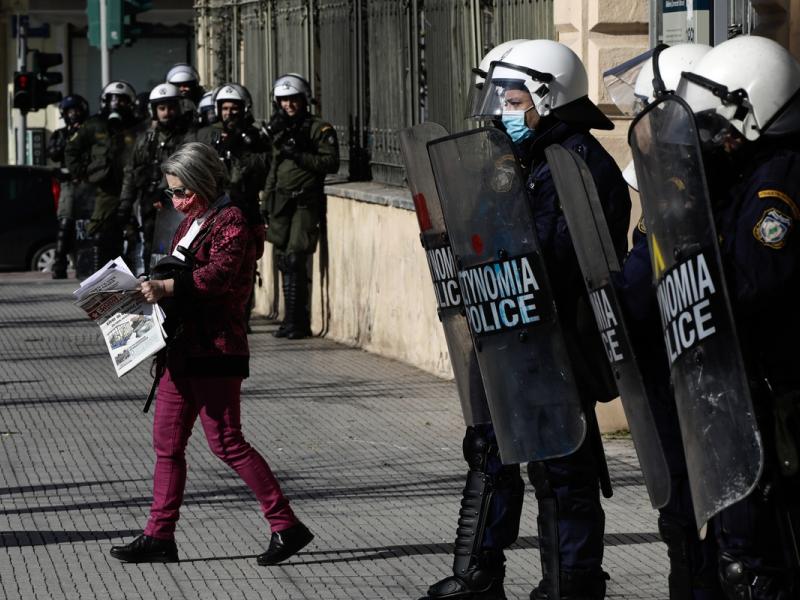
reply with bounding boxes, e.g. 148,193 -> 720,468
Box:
110,142 -> 313,565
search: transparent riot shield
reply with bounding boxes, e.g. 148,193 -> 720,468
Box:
149,202 -> 185,269
428,127 -> 586,464
399,123 -> 492,426
630,95 -> 763,531
546,144 -> 671,509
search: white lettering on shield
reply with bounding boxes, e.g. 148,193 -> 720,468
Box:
589,287 -> 624,363
656,252 -> 718,364
426,246 -> 461,309
460,255 -> 542,334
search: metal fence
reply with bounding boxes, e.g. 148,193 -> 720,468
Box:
194,0 -> 554,186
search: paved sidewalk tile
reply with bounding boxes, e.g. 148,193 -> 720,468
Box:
0,276 -> 668,599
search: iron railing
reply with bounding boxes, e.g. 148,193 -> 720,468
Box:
194,0 -> 555,186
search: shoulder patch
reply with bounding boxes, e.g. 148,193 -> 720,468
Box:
753,207 -> 793,249
636,217 -> 646,234
758,189 -> 800,220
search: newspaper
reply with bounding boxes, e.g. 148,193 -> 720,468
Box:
73,257 -> 167,377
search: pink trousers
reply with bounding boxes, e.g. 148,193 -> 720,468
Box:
144,368 -> 297,540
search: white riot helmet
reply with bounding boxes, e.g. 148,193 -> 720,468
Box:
273,73 -> 312,106
603,43 -> 712,190
678,35 -> 800,142
214,83 -> 253,116
165,63 -> 200,86
198,89 -> 217,125
477,39 -> 613,130
101,80 -> 136,107
604,43 -> 712,117
466,39 -> 528,119
148,83 -> 182,110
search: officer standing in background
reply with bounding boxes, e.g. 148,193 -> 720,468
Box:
196,83 -> 268,224
262,74 -> 339,340
65,81 -> 139,271
48,94 -> 89,279
194,83 -> 269,328
472,40 -> 632,599
196,88 -> 218,129
117,83 -> 190,274
166,63 -> 204,132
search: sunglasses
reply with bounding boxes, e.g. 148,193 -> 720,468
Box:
164,186 -> 190,199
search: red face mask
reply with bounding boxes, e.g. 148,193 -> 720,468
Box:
172,192 -> 207,219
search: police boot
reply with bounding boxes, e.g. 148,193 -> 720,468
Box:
718,553 -> 794,600
421,550 -> 507,600
52,218 -> 75,279
274,264 -> 294,338
287,253 -> 311,340
420,427 -> 519,600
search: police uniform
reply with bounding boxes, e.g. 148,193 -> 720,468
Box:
519,118 -> 631,599
118,120 -> 190,273
617,224 -> 724,599
196,121 -> 268,225
710,138 -> 800,598
48,124 -> 87,277
65,114 -> 138,269
262,112 -> 339,337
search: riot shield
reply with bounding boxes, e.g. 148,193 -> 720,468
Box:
149,202 -> 185,269
399,123 -> 492,426
630,95 -> 763,531
428,127 -> 586,464
546,144 -> 671,509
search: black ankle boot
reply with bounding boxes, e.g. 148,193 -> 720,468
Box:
109,534 -> 178,563
256,522 -> 314,566
422,560 -> 506,599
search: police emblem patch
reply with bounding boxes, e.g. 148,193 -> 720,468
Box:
754,208 -> 793,249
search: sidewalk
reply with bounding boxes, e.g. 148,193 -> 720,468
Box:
0,274 -> 668,600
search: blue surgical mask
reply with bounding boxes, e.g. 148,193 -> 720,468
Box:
501,109 -> 534,144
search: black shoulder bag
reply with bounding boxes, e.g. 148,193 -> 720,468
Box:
143,209 -> 222,412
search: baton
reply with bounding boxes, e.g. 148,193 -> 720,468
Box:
587,404 -> 613,498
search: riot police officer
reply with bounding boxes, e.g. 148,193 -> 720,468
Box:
166,62 -> 204,131
196,83 -> 267,227
415,40 -> 527,600
48,94 -> 89,279
675,35 -> 800,600
262,74 -> 339,340
117,83 -> 190,274
474,40 -> 632,599
65,81 -> 139,271
196,89 -> 218,128
606,43 -> 726,600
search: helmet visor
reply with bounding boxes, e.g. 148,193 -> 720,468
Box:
603,49 -> 654,116
475,61 -> 554,120
464,67 -> 487,120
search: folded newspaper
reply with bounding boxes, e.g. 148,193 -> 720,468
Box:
73,257 -> 167,377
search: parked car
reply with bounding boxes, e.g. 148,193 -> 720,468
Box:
0,165 -> 61,272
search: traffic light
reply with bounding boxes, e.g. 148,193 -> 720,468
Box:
31,51 -> 63,109
13,72 -> 34,112
87,0 -> 152,49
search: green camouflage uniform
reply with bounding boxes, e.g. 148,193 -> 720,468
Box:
118,122 -> 190,271
262,111 -> 339,338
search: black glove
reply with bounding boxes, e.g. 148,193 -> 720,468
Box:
263,111 -> 290,140
278,137 -> 302,161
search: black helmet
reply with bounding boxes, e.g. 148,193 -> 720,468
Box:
58,94 -> 89,125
